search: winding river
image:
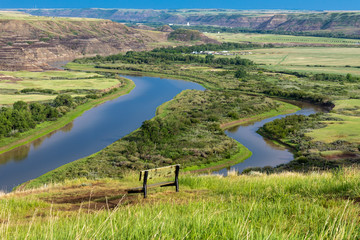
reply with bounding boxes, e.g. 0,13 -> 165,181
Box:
0,75 -> 321,191
214,101 -> 323,175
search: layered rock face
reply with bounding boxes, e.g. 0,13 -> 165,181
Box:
21,9 -> 360,35
0,19 -> 157,71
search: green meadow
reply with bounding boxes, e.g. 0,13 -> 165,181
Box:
0,71 -> 120,105
206,32 -> 360,76
1,168 -> 359,239
307,99 -> 360,144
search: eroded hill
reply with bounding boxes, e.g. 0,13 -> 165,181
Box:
0,12 -> 209,71
21,9 -> 360,35
0,13 -> 164,71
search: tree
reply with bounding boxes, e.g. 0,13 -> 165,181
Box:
205,55 -> 215,63
13,101 -> 28,111
54,94 -> 73,107
235,68 -> 247,78
29,103 -> 46,122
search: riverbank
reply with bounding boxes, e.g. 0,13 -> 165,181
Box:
0,77 -> 135,155
220,102 -> 300,130
16,80 -> 301,190
156,91 -> 300,173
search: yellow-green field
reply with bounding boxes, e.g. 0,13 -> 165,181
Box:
1,169 -> 359,239
224,47 -> 360,76
307,99 -> 360,144
206,31 -> 360,76
0,71 -> 120,105
0,94 -> 57,105
0,78 -> 119,91
206,32 -> 360,45
0,70 -> 100,79
0,11 -> 102,21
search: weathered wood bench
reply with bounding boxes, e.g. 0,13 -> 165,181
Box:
127,164 -> 180,198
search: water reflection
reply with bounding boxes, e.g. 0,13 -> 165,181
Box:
0,76 -> 204,191
215,100 -> 324,176
0,122 -> 74,165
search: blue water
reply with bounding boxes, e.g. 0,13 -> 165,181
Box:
0,76 -> 204,191
214,102 -> 322,175
0,74 -> 322,191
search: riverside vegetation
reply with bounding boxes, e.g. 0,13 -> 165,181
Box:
2,41 -> 358,184
63,42 -> 359,171
0,72 -> 134,153
1,39 -> 360,238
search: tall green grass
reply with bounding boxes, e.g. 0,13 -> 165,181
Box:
1,169 -> 359,239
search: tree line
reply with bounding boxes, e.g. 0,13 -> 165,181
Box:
172,25 -> 360,40
75,50 -> 254,66
0,95 -> 75,138
151,42 -> 270,54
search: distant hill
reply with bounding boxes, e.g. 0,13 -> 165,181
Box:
0,12 -> 162,71
20,9 -> 360,36
0,11 -> 215,71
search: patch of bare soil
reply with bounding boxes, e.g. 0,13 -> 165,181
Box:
0,74 -> 22,83
324,153 -> 360,160
39,183 -> 139,211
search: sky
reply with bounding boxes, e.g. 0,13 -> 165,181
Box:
0,0 -> 359,10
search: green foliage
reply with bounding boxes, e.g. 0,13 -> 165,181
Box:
54,94 -> 74,107
168,29 -> 202,41
28,90 -> 281,185
13,101 -> 28,111
152,42 -> 264,54
234,68 -> 247,78
76,50 -> 254,67
257,113 -> 359,172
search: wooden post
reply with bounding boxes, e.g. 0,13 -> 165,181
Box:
175,164 -> 180,192
143,170 -> 148,198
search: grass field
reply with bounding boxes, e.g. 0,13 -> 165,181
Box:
0,11 -> 102,21
206,31 -> 360,76
0,70 -> 120,105
206,32 -> 360,45
1,168 -> 359,239
0,94 -> 57,105
224,47 -> 360,76
307,99 -> 360,144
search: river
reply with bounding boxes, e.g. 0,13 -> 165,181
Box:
214,101 -> 323,175
0,75 -> 322,191
0,76 -> 204,191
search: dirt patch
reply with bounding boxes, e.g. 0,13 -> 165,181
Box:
0,74 -> 22,83
324,153 -> 360,160
41,183 -> 139,211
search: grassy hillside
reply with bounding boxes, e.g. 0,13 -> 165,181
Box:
1,168 -> 359,239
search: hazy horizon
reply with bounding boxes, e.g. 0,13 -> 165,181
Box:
1,0 -> 359,11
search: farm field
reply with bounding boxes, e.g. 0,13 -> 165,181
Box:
227,47 -> 360,76
206,32 -> 360,45
0,71 -> 120,105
